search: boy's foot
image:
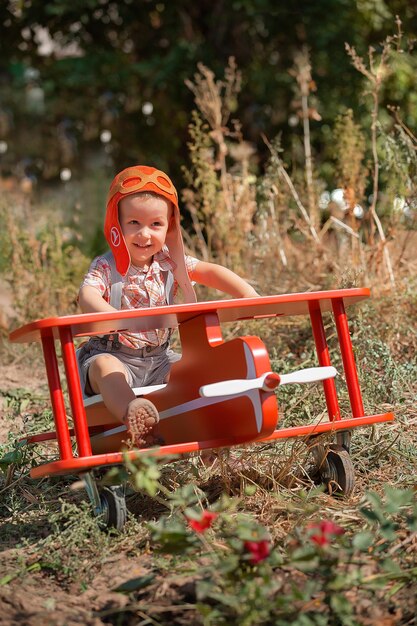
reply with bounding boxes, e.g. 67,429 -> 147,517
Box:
124,398 -> 161,448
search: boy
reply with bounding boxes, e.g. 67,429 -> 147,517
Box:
78,165 -> 258,447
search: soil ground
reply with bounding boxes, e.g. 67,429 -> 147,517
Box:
1,355 -> 416,625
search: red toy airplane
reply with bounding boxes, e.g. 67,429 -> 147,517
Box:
9,289 -> 394,528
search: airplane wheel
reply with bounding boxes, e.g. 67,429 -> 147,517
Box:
99,485 -> 127,531
310,443 -> 355,497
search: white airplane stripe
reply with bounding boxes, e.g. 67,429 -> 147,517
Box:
243,343 -> 263,432
84,383 -> 166,408
159,392 -> 243,420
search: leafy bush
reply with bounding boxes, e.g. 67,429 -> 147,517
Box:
104,455 -> 417,625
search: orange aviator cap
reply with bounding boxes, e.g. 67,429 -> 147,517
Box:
104,165 -> 196,302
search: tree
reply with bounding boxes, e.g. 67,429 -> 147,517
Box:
0,0 -> 416,186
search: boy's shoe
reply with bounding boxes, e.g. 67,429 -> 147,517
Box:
124,398 -> 162,448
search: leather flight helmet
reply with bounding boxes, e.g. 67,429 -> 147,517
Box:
104,165 -> 196,303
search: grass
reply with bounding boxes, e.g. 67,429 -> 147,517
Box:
1,419 -> 415,624
0,189 -> 415,624
0,274 -> 416,624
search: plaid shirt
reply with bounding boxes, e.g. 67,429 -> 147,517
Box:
80,248 -> 198,348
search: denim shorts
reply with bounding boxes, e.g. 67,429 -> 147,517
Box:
77,336 -> 181,398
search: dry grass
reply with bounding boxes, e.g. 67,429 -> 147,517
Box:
182,32 -> 416,296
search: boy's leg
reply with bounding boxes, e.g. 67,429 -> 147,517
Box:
88,354 -> 159,446
88,354 -> 135,421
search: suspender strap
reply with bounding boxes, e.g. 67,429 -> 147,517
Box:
103,250 -> 123,309
163,269 -> 175,306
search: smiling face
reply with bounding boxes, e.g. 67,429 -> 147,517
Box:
118,193 -> 172,270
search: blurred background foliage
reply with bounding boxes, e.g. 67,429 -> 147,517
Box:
1,0 -> 416,186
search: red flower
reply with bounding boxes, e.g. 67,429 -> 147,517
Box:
244,539 -> 271,564
308,520 -> 345,546
187,511 -> 218,533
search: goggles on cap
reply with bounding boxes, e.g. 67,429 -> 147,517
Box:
108,167 -> 178,204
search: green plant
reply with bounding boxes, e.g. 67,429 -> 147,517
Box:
0,205 -> 89,324
332,108 -> 369,267
97,453 -> 416,625
183,59 -> 258,277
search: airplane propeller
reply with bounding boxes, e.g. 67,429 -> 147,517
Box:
199,366 -> 337,398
